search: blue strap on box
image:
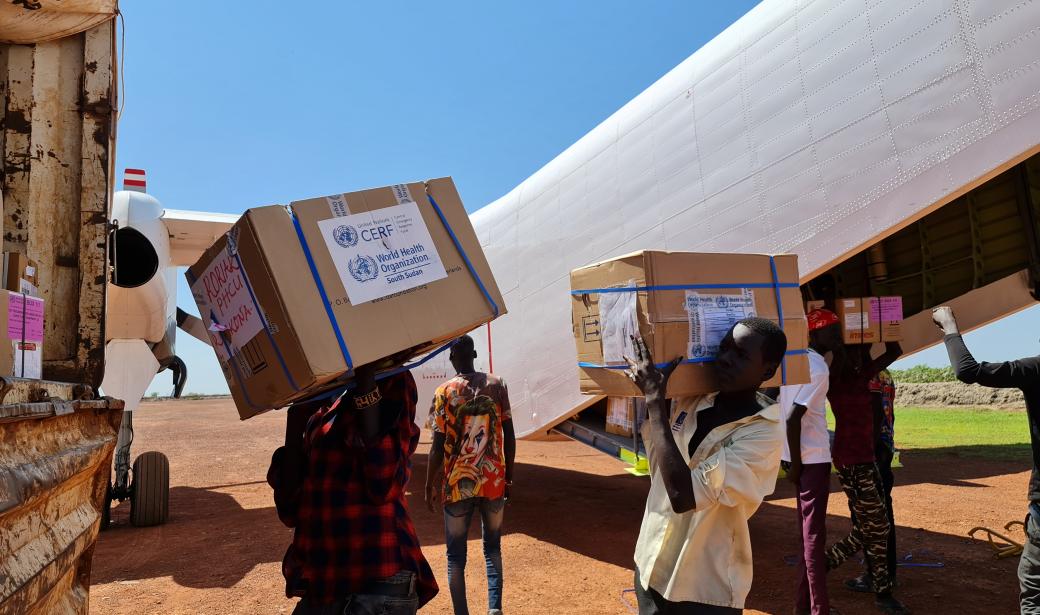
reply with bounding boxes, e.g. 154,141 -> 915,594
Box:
572,263 -> 804,383
205,310 -> 261,412
290,208 -> 354,369
232,252 -> 299,391
768,255 -> 788,383
301,337 -> 460,405
425,189 -> 500,318
186,254 -> 299,405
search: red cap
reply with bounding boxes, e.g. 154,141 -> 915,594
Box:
807,308 -> 839,331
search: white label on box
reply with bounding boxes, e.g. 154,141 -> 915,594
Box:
326,194 -> 351,217
844,312 -> 867,330
607,397 -> 632,430
190,248 -> 265,363
18,279 -> 38,297
13,340 -> 41,379
317,201 -> 447,305
599,289 -> 639,365
684,290 -> 757,359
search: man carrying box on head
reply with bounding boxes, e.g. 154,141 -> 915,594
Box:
932,306 -> 1040,614
781,309 -> 844,615
425,335 -> 516,615
267,356 -> 439,615
826,336 -> 906,614
626,317 -> 788,614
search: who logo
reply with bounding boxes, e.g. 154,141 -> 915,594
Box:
333,224 -> 360,248
348,255 -> 379,283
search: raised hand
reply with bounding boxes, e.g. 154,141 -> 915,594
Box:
624,335 -> 682,399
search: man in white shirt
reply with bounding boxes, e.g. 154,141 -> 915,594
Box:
625,317 -> 788,614
780,309 -> 843,615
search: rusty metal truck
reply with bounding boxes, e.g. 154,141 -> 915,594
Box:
0,4 -> 133,614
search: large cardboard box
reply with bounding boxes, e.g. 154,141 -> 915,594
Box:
605,396 -> 646,437
187,178 -> 505,419
3,252 -> 39,296
0,291 -> 44,379
836,296 -> 903,344
606,397 -> 635,437
836,297 -> 881,344
571,251 -> 809,398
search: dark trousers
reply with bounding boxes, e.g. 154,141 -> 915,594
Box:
634,568 -> 740,615
291,572 -> 418,615
875,446 -> 897,581
794,463 -> 831,615
827,463 -> 893,595
1021,510 -> 1040,614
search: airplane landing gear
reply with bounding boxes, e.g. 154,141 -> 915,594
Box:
103,410 -> 170,528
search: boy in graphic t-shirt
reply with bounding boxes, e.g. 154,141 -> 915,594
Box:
425,335 -> 516,615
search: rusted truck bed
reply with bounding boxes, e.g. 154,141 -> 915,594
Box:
1,5 -> 120,614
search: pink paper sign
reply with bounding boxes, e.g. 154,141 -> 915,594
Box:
879,296 -> 903,321
8,294 -> 44,342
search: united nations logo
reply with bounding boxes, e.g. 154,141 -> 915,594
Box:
691,344 -> 708,358
348,255 -> 379,283
333,224 -> 359,248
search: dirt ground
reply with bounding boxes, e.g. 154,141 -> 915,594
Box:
91,399 -> 1029,614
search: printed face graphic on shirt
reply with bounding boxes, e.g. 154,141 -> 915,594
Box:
445,396 -> 501,501
460,414 -> 490,463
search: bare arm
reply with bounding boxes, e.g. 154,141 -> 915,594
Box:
866,342 -> 903,376
785,403 -> 808,484
352,365 -> 385,445
503,419 -> 516,484
425,431 -> 446,512
627,335 -> 693,514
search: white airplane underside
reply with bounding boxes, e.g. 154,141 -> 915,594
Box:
409,0 -> 1040,439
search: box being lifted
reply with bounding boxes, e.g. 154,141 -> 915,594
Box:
188,178 -> 505,420
570,251 -> 809,398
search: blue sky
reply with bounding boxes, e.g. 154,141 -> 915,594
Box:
119,1 -> 1040,396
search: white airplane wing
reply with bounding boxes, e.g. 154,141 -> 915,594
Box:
414,0 -> 1040,438
162,209 -> 239,267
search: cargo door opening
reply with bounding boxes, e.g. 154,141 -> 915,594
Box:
553,397 -> 648,471
801,152 -> 1040,355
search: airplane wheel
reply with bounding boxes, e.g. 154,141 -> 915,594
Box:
130,451 -> 169,527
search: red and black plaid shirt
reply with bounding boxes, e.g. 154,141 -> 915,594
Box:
267,372 -> 438,606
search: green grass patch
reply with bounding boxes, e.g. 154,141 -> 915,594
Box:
827,406 -> 1031,461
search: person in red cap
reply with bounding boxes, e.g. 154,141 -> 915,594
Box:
781,308 -> 843,615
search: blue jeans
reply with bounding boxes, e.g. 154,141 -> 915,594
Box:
444,497 -> 505,615
290,572 -> 418,615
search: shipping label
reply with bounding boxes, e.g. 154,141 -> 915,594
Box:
317,201 -> 447,305
844,312 -> 867,330
880,296 -> 902,321
684,290 -> 757,359
599,289 -> 639,365
8,295 -> 44,342
13,341 -> 41,378
190,248 -> 265,364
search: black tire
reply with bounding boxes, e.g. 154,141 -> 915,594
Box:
130,451 -> 170,527
100,482 -> 112,531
